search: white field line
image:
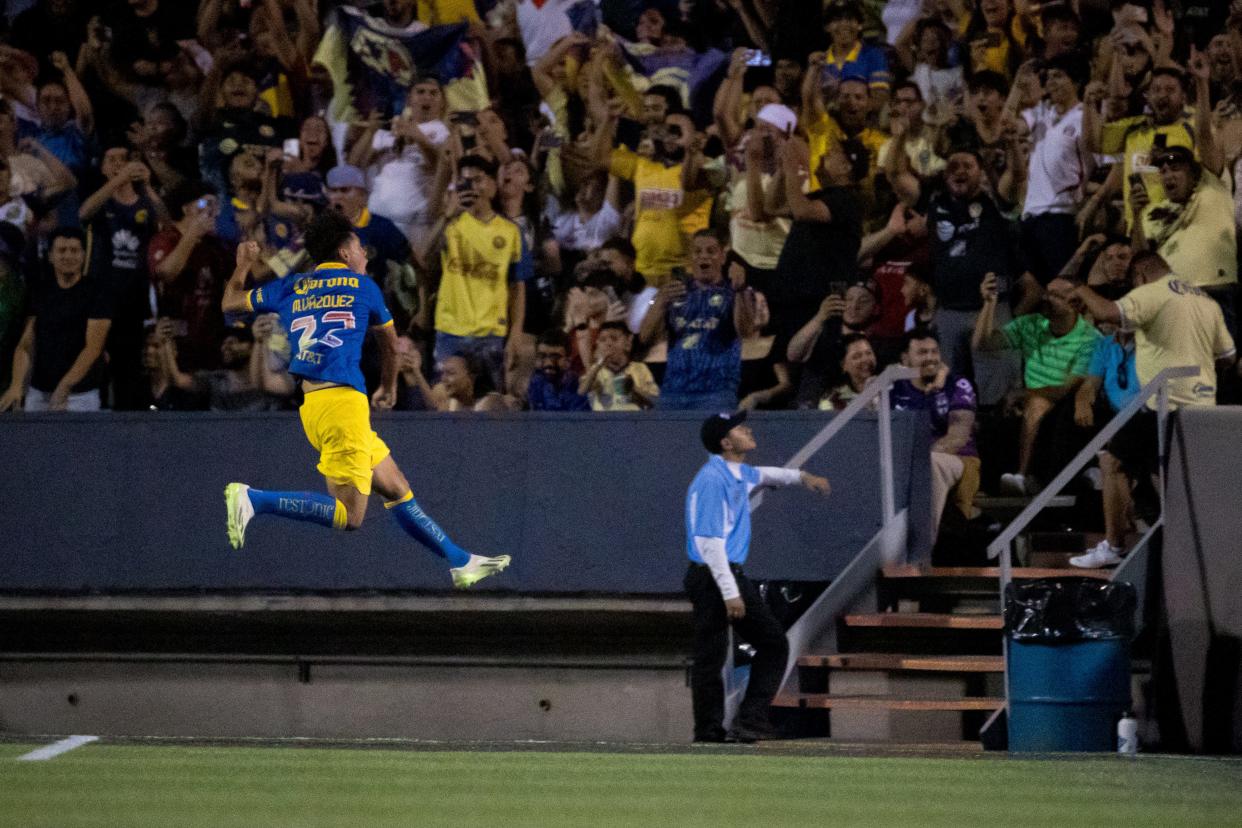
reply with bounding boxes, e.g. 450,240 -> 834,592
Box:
16,735 -> 99,761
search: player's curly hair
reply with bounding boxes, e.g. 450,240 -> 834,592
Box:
304,210 -> 355,265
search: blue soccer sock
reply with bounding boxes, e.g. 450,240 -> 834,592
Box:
385,491 -> 471,568
248,488 -> 347,530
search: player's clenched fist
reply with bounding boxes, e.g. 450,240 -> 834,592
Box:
236,240 -> 261,269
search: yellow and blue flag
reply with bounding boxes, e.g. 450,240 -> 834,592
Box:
313,7 -> 488,121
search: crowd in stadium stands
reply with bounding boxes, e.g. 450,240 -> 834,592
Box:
0,0 -> 1239,563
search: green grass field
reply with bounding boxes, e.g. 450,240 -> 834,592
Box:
2,742 -> 1239,827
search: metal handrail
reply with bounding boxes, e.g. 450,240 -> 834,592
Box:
984,365 -> 1196,741
986,365 -> 1198,585
750,364 -> 918,513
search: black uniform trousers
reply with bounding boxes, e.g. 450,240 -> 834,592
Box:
684,562 -> 789,740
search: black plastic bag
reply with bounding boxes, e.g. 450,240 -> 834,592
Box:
1005,578 -> 1136,642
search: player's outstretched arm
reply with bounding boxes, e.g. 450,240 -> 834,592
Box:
221,241 -> 261,314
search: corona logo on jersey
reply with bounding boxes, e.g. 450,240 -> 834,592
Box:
293,275 -> 362,295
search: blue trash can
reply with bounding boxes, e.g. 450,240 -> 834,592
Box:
1004,578 -> 1136,753
1007,638 -> 1131,752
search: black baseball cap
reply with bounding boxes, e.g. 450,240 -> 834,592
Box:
701,410 -> 747,454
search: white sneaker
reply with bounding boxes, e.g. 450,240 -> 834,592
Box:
1069,541 -> 1123,569
1000,473 -> 1032,495
224,483 -> 255,550
451,554 -> 511,588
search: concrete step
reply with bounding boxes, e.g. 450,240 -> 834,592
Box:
797,653 -> 1003,673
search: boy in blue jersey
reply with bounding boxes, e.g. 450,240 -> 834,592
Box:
219,211 -> 510,588
685,411 -> 830,742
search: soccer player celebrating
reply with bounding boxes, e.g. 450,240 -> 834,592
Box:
220,212 -> 511,588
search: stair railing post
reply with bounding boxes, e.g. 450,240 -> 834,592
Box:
879,384 -> 895,526
1156,377 -> 1169,515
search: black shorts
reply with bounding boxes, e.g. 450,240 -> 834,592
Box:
1107,409 -> 1158,480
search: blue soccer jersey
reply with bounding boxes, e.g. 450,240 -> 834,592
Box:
663,282 -> 741,395
246,262 -> 393,394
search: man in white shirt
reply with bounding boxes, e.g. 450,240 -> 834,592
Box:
1020,55 -> 1088,286
684,411 -> 830,742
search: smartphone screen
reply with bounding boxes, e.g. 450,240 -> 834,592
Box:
746,51 -> 772,67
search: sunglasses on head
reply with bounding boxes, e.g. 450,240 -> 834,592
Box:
1153,157 -> 1189,170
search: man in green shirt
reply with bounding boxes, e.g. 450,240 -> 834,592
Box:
973,274 -> 1100,494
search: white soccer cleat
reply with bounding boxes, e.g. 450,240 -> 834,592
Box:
225,483 -> 255,550
1069,541 -> 1124,569
451,554 -> 511,589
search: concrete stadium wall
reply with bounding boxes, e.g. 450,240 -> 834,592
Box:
0,411 -> 931,594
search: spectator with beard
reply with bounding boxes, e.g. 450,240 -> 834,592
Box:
154,319 -> 270,411
0,227 -> 112,412
79,145 -> 165,409
527,328 -> 589,411
586,108 -> 713,288
891,328 -> 981,542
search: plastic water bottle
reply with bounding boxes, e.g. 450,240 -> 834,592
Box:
1117,713 -> 1139,755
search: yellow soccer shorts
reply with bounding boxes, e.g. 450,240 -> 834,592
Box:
298,386 -> 390,496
